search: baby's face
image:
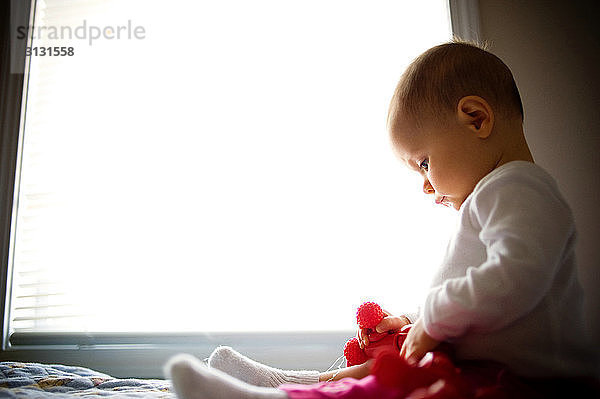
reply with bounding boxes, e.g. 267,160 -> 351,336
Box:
391,115 -> 492,211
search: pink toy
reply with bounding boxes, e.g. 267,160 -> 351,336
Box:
343,302 -> 411,366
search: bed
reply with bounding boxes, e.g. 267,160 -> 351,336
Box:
2,359 -> 599,399
0,361 -> 174,398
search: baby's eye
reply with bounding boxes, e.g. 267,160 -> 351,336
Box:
419,158 -> 429,172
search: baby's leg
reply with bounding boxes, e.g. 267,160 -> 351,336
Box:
208,346 -> 371,386
318,362 -> 371,382
208,346 -> 320,387
166,355 -> 398,399
166,354 -> 288,399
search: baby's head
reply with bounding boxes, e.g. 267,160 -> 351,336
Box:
388,41 -> 532,210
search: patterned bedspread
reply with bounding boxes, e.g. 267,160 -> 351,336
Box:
0,362 -> 174,398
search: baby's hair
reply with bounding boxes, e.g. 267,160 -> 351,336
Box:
388,40 -> 524,130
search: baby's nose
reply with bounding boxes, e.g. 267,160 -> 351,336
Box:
423,179 -> 435,195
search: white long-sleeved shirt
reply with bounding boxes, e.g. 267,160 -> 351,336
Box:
422,161 -> 597,378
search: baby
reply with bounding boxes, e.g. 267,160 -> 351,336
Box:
164,41 -> 598,399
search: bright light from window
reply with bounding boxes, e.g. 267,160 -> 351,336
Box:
11,0 -> 455,333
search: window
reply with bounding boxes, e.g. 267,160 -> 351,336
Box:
2,0 -> 457,375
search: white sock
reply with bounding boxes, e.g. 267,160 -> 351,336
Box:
165,354 -> 289,399
207,346 -> 320,387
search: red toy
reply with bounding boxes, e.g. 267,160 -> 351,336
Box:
343,302 -> 411,366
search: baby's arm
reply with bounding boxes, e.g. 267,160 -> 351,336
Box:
424,173 -> 574,342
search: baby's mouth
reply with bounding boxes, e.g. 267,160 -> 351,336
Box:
436,196 -> 452,207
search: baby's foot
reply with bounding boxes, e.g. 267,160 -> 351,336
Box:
208,346 -> 319,387
165,353 -> 288,399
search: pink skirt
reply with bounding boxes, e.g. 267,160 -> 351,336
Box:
280,375 -> 400,399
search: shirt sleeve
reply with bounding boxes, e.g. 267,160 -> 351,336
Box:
422,173 -> 575,341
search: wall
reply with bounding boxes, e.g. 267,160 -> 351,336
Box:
477,0 -> 600,342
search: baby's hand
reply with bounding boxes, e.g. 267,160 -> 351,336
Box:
357,312 -> 411,349
399,317 -> 440,364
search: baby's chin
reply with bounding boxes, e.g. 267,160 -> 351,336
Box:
444,201 -> 459,211
450,196 -> 467,210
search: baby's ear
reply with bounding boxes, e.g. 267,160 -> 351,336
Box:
457,96 -> 494,139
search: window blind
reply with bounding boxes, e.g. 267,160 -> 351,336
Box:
10,0 -> 121,334
8,0 -> 455,341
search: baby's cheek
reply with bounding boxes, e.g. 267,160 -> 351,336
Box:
432,169 -> 457,193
